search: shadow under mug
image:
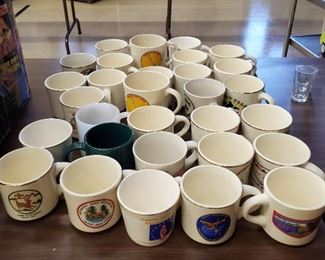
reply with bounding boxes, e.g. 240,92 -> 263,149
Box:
66,122 -> 134,169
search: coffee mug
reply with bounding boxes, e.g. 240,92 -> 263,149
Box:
87,69 -> 127,111
243,166 -> 325,246
44,71 -> 87,119
129,34 -> 175,67
241,104 -> 293,143
184,78 -> 225,115
213,58 -> 255,82
191,105 -> 240,142
75,103 -> 127,142
66,122 -> 134,169
117,169 -> 180,246
95,39 -> 129,57
123,70 -> 181,113
60,155 -> 122,232
181,165 -> 260,244
168,36 -> 202,50
223,75 -> 275,110
96,53 -> 134,73
60,52 -> 97,75
197,132 -> 255,183
18,118 -> 73,162
201,44 -> 256,69
125,105 -> 190,139
0,147 -> 69,221
250,133 -> 325,191
166,49 -> 208,69
173,63 -> 212,106
133,131 -> 197,176
59,86 -> 110,138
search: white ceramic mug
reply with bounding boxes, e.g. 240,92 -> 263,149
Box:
184,78 -> 225,115
75,103 -> 127,142
166,49 -> 208,69
241,104 -> 293,143
18,118 -> 73,162
60,155 -> 122,232
0,147 -> 69,221
243,166 -> 325,246
173,63 -> 212,106
250,133 -> 325,191
117,169 -> 180,247
123,70 -> 181,113
95,39 -> 129,57
87,69 -> 127,111
96,53 -> 134,73
125,105 -> 190,139
44,71 -> 87,119
181,165 -> 260,244
133,131 -> 197,176
168,36 -> 202,50
60,52 -> 97,75
59,86 -> 110,138
197,132 -> 255,183
191,105 -> 240,142
223,75 -> 275,110
213,58 -> 255,82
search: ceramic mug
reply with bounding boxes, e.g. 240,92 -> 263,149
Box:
133,131 -> 197,176
250,133 -> 325,191
167,36 -> 202,50
0,147 -> 69,221
66,122 -> 134,169
191,105 -> 240,142
166,49 -> 208,69
123,70 -> 181,113
223,75 -> 275,110
197,132 -> 255,183
60,52 -> 97,75
18,118 -> 73,162
184,78 -> 225,115
95,39 -> 129,57
44,71 -> 87,119
87,69 -> 127,111
240,104 -> 293,143
181,165 -> 260,244
60,155 -> 122,232
117,169 -> 180,247
243,166 -> 325,246
96,53 -> 134,73
125,105 -> 190,139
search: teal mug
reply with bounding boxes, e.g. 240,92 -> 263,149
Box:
66,122 -> 135,169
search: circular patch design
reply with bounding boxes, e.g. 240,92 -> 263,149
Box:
8,190 -> 43,214
196,213 -> 231,241
126,94 -> 149,112
140,51 -> 162,67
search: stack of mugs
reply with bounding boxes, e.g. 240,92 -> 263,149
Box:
0,34 -> 324,248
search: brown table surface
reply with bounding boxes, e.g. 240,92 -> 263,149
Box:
0,58 -> 324,259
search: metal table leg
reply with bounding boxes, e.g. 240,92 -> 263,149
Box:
62,0 -> 82,54
166,0 -> 172,39
282,0 -> 298,57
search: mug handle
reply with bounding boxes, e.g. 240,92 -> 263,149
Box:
128,66 -> 139,74
174,115 -> 190,137
103,88 -> 112,103
53,162 -> 70,196
242,193 -> 269,227
167,42 -> 178,58
120,111 -> 129,121
303,162 -> 325,180
165,88 -> 182,114
237,184 -> 261,219
200,44 -> 210,53
184,141 -> 198,170
65,142 -> 86,161
243,54 -> 257,66
257,92 -> 275,105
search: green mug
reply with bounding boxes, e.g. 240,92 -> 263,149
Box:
66,122 -> 135,169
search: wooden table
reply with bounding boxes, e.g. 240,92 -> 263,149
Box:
0,58 -> 324,259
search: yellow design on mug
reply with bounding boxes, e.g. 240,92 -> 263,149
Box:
140,51 -> 162,67
126,94 -> 149,112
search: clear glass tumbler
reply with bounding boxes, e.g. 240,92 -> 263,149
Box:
291,65 -> 318,103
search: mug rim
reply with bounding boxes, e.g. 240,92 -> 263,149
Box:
95,38 -> 128,52
129,34 -> 167,49
44,71 -> 87,92
213,58 -> 252,75
59,52 -> 97,69
96,52 -> 134,68
168,35 -> 201,49
223,74 -> 265,94
87,68 -> 127,87
210,44 -> 245,58
173,63 -> 212,80
172,49 -> 208,63
184,78 -> 225,99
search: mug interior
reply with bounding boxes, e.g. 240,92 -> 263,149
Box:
266,167 -> 325,209
254,133 -> 310,165
134,132 -> 186,165
60,87 -> 104,107
242,104 -> 293,130
88,69 -> 126,87
174,64 -> 211,79
95,39 -> 128,52
181,165 -> 242,207
199,132 -> 254,166
211,44 -> 244,58
118,169 -> 180,214
125,71 -> 169,91
0,147 -> 53,185
140,66 -> 173,80
19,118 -> 72,148
168,36 -> 201,49
61,155 -> 121,195
130,34 -> 166,48
214,58 -> 252,74
185,78 -> 225,97
45,72 -> 86,91
224,75 -> 264,93
76,103 -> 120,125
128,106 -> 174,131
60,53 -> 96,68
97,53 -> 133,68
173,49 -> 207,63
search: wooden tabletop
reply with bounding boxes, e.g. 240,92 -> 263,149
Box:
0,58 -> 324,259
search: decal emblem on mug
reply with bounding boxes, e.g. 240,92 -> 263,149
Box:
149,216 -> 174,241
126,94 -> 149,112
140,51 -> 162,67
8,190 -> 43,214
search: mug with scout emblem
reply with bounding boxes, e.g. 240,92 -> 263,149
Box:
95,38 -> 129,57
60,52 -> 97,75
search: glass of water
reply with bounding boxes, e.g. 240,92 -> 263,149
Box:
291,65 -> 318,103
